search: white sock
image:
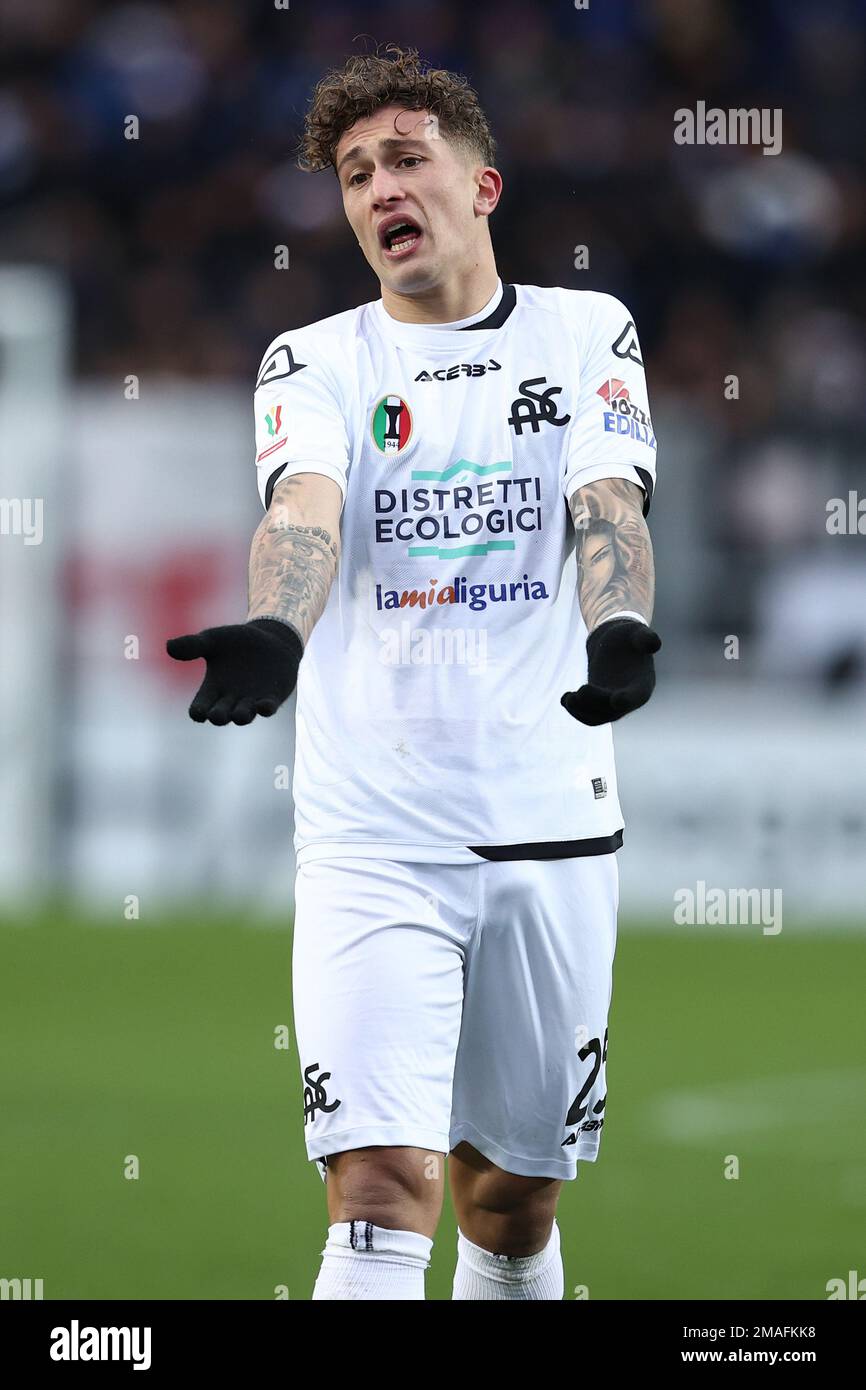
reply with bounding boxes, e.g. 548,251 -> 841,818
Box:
451,1220 -> 564,1300
311,1221 -> 433,1301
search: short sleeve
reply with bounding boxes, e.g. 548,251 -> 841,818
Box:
253,334 -> 351,511
562,293 -> 657,517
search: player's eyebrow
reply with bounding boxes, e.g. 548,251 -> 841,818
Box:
336,136 -> 430,178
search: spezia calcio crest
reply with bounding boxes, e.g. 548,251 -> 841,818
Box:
371,394 -> 414,456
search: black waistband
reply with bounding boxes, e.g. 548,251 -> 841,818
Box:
467,829 -> 623,861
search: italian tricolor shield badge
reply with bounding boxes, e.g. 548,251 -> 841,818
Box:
371,395 -> 413,454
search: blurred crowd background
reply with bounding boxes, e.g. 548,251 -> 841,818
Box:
3,0 -> 866,668
1,0 -> 865,912
2,0 -> 865,1305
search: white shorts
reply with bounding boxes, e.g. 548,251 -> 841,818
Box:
292,852 -> 619,1182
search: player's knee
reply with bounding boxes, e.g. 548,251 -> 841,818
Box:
327,1146 -> 444,1229
460,1184 -> 560,1257
452,1142 -> 560,1216
472,1171 -> 561,1226
450,1144 -> 561,1251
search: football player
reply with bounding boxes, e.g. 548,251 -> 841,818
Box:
169,45 -> 660,1301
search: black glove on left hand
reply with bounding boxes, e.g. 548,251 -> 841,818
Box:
561,617 -> 661,727
166,618 -> 303,725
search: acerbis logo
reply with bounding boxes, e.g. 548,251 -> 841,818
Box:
414,359 -> 502,382
562,1119 -> 604,1145
507,377 -> 571,436
255,343 -> 307,389
371,395 -> 413,454
611,321 -> 643,367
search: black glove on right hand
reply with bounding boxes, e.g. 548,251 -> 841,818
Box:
166,618 -> 303,725
561,617 -> 661,727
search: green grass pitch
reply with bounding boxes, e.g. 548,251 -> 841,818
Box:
1,910 -> 863,1300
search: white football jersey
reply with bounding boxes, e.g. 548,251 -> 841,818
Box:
252,280 -> 658,864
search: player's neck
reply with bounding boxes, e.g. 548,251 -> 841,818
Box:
380,265 -> 500,326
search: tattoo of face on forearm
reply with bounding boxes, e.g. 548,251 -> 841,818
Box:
569,478 -> 654,630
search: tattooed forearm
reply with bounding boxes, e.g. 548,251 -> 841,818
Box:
569,477 -> 654,631
246,475 -> 341,644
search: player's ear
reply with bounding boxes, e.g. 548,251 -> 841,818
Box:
474,166 -> 502,218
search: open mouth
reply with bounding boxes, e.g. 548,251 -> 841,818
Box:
380,218 -> 423,259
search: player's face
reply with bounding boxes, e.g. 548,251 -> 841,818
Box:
335,105 -> 488,293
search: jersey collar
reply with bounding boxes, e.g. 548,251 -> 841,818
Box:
371,280 -> 518,350
458,282 -> 516,330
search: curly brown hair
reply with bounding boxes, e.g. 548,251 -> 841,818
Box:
299,43 -> 497,176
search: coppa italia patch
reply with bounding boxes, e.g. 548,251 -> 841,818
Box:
371,395 -> 413,454
264,404 -> 283,436
257,402 -> 286,462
